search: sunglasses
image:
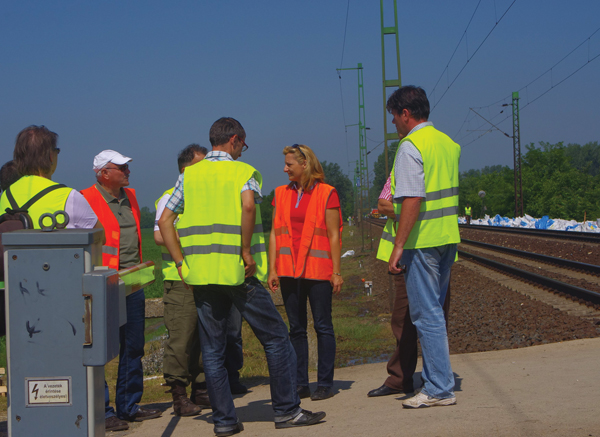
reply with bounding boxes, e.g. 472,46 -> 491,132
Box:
291,144 -> 306,159
105,163 -> 129,172
53,147 -> 61,154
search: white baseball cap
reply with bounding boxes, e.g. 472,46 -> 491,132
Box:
93,150 -> 132,172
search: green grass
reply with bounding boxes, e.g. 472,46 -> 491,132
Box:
144,317 -> 166,342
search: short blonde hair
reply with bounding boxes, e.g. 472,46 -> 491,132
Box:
282,144 -> 325,191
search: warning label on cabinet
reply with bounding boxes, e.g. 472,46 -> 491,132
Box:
26,378 -> 71,406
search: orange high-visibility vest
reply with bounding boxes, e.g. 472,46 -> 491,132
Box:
273,183 -> 342,280
81,185 -> 142,269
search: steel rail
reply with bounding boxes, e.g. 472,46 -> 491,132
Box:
461,238 -> 600,276
459,224 -> 600,243
458,249 -> 600,306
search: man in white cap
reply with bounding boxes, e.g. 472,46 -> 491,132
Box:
81,150 -> 161,432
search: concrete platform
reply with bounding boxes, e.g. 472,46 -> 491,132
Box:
120,338 -> 600,437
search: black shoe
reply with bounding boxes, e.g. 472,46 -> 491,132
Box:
310,386 -> 333,401
105,416 -> 129,431
367,384 -> 404,397
215,422 -> 244,436
275,409 -> 326,429
297,385 -> 311,399
129,407 -> 162,422
230,381 -> 248,395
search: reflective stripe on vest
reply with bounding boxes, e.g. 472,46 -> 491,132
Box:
177,160 -> 267,286
81,185 -> 143,270
390,125 -> 461,249
155,188 -> 181,281
0,176 -> 72,230
273,183 -> 342,280
103,245 -> 119,256
376,217 -> 397,262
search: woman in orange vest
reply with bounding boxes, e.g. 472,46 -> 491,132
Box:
268,144 -> 343,402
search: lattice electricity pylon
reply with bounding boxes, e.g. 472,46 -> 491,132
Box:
380,0 -> 402,178
512,91 -> 523,217
337,63 -> 370,217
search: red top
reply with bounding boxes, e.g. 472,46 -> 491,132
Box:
273,184 -> 340,258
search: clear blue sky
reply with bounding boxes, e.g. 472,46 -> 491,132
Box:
2,0 -> 599,208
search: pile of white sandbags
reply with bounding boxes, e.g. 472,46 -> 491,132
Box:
459,214 -> 600,233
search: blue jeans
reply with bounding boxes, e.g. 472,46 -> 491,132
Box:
280,278 -> 336,387
401,245 -> 456,399
194,277 -> 301,430
224,305 -> 244,385
105,288 -> 146,419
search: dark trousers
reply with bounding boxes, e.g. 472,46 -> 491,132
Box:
105,289 -> 146,420
280,277 -> 336,388
193,277 -> 301,428
162,280 -> 243,387
384,275 -> 451,392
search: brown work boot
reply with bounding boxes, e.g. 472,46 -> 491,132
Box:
166,383 -> 202,417
190,382 -> 212,408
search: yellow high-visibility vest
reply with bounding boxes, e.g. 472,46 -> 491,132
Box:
0,175 -> 72,229
155,188 -> 181,281
177,160 -> 267,286
377,125 -> 460,258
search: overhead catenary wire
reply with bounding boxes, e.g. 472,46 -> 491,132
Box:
429,0 -> 482,104
339,0 -> 350,70
456,26 -> 600,148
338,0 -> 352,173
430,0 -> 517,113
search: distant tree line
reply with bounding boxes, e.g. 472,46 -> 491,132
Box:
459,141 -> 600,221
367,140 -> 600,222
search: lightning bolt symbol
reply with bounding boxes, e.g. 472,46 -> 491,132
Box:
32,383 -> 39,400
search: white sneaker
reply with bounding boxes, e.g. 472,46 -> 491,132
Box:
402,391 -> 456,408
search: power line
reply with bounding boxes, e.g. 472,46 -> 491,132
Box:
339,0 -> 350,69
458,26 -> 600,147
430,0 -> 517,112
338,0 -> 351,173
430,0 -> 482,102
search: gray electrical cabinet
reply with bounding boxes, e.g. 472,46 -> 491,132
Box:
3,229 -> 125,437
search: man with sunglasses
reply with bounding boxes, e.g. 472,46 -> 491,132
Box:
81,150 -> 161,431
159,117 -> 326,436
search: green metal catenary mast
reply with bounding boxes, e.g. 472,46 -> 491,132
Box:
511,91 -> 523,217
380,0 -> 402,178
337,63 -> 370,218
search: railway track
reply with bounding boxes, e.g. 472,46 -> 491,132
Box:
366,218 -> 600,308
458,223 -> 600,243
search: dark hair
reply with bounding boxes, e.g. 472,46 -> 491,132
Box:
386,86 -> 430,121
0,160 -> 21,192
209,117 -> 245,147
13,125 -> 58,176
177,144 -> 208,172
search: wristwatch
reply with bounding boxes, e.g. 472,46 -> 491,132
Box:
332,272 -> 342,276
176,260 -> 183,268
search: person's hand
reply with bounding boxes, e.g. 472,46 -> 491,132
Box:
268,271 -> 280,293
330,273 -> 344,294
177,265 -> 190,290
388,246 -> 404,274
242,251 -> 256,278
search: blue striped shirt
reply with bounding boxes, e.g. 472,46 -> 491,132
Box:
166,150 -> 262,214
